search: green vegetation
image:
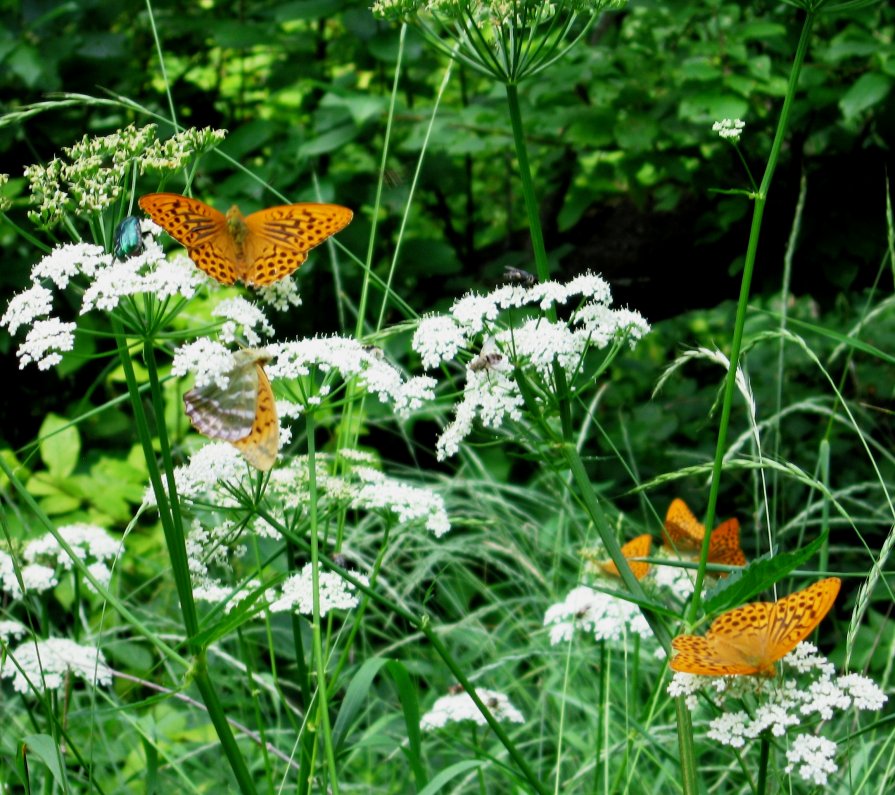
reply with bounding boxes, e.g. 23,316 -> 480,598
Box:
0,1 -> 893,793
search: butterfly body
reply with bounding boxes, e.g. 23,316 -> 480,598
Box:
670,578 -> 841,676
184,349 -> 278,471
139,193 -> 352,286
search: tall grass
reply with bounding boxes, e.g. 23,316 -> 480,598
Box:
0,1 -> 892,794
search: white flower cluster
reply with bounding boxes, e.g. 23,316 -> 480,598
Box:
24,124 -> 225,227
421,688 -> 525,730
1,524 -> 117,599
351,466 -> 452,537
543,585 -> 653,645
1,232 -> 206,369
268,564 -> 367,616
668,643 -> 887,787
412,272 -> 648,459
712,118 -> 745,142
0,637 -> 112,694
267,336 -> 437,416
212,297 -> 275,346
0,550 -> 58,598
22,523 -> 121,594
0,620 -> 28,643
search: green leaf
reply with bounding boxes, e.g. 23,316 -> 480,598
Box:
703,530 -> 828,615
418,761 -> 486,795
839,72 -> 893,120
22,735 -> 65,785
385,660 -> 426,790
333,657 -> 390,753
38,413 -> 80,479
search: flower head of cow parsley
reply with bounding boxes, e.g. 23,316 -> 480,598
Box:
0,637 -> 112,695
24,124 -> 225,228
668,643 -> 887,788
421,687 -> 525,730
373,1 -> 626,83
412,272 -> 648,459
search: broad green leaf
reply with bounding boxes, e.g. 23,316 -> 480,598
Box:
22,735 -> 65,785
333,657 -> 390,753
38,413 -> 80,478
839,72 -> 893,120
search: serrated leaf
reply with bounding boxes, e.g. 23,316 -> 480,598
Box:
703,530 -> 828,615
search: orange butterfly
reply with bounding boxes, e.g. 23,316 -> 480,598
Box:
582,534 -> 652,580
601,534 -> 652,580
664,498 -> 746,571
139,193 -> 352,286
670,577 -> 841,676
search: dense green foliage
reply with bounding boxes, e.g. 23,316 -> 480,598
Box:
1,1 -> 893,793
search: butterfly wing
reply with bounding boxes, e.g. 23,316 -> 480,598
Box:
707,518 -> 747,570
242,203 -> 353,286
139,193 -> 240,284
183,350 -> 261,441
232,360 -> 279,471
601,534 -> 652,580
664,498 -> 704,551
765,578 -> 841,663
672,601 -> 775,675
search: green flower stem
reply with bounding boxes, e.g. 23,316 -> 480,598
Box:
355,23 -> 405,340
674,697 -> 698,795
757,734 -> 771,795
260,508 -> 546,795
305,409 -> 340,795
688,11 -> 817,616
504,82 -> 549,283
504,82 -> 574,440
110,321 -> 256,794
562,442 -> 671,650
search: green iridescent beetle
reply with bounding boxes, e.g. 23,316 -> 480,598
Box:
113,215 -> 144,260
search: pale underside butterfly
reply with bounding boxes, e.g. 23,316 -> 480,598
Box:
183,349 -> 278,471
670,577 -> 841,677
139,193 -> 353,286
664,498 -> 747,572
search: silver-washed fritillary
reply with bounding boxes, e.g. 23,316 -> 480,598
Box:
183,349 -> 278,471
670,578 -> 841,677
139,193 -> 352,286
663,498 -> 747,573
599,534 -> 653,580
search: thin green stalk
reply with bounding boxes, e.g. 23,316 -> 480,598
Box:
690,11 -> 817,615
305,410 -> 340,795
355,23 -> 405,340
504,82 -> 549,282
111,321 -> 255,794
261,507 -> 545,793
563,444 -> 671,650
674,697 -> 698,795
504,81 -> 573,440
756,734 -> 770,795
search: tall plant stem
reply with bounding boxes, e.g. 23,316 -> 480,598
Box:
305,410 -> 340,794
676,12 -> 817,795
689,11 -> 817,615
504,81 -> 573,439
111,321 -> 256,794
